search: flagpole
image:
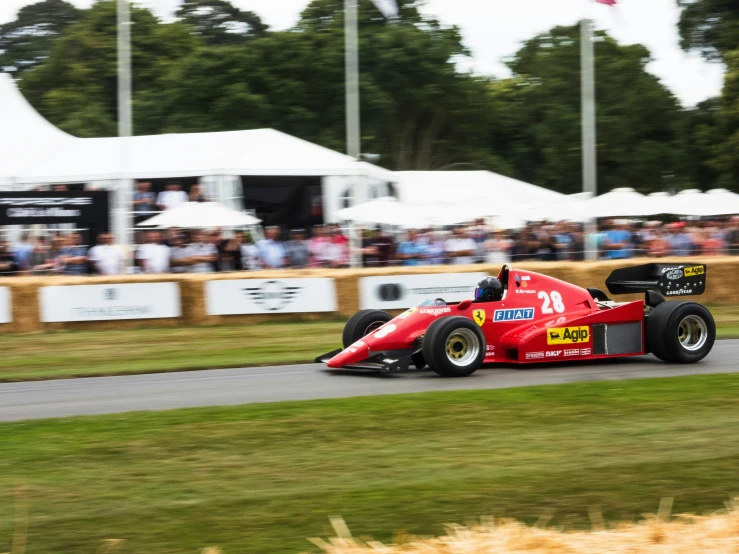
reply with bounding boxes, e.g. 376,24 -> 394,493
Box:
116,0 -> 133,252
345,0 -> 362,267
581,16 -> 598,261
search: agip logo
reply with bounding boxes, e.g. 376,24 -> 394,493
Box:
683,266 -> 705,277
547,326 -> 590,345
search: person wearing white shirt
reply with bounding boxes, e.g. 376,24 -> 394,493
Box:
136,231 -> 171,274
156,183 -> 188,211
185,231 -> 218,273
256,226 -> 286,269
89,233 -> 125,275
445,227 -> 478,265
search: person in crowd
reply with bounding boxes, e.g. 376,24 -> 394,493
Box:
468,219 -> 490,263
59,233 -> 89,275
553,223 -> 574,261
168,232 -> 191,273
666,222 -> 693,257
208,229 -> 225,271
308,225 -> 331,267
12,233 -> 34,271
642,222 -> 669,257
569,223 -> 585,262
218,231 -> 244,272
360,227 -> 394,267
239,231 -> 261,271
51,184 -> 68,192
156,183 -> 188,211
136,231 -> 171,274
184,231 -> 218,273
188,184 -> 207,203
324,225 -> 349,268
89,233 -> 125,275
133,181 -> 157,217
445,226 -> 477,265
286,229 -> 310,268
600,220 -> 633,259
726,216 -> 739,256
425,230 -> 448,265
0,242 -> 18,275
257,226 -> 286,269
29,236 -> 53,274
397,229 -> 427,266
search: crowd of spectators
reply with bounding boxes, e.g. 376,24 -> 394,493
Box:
1,217 -> 738,276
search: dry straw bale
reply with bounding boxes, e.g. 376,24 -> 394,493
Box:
1,257 -> 735,333
310,502 -> 739,554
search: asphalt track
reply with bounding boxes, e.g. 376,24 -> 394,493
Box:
2,339 -> 739,422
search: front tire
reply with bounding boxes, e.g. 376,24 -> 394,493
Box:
423,317 -> 486,377
646,301 -> 715,363
342,309 -> 393,348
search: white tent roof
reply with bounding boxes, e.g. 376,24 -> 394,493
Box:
136,201 -> 261,228
664,188 -> 739,216
586,187 -> 653,217
395,171 -> 565,215
0,74 -> 76,185
336,196 -> 429,228
0,74 -> 393,185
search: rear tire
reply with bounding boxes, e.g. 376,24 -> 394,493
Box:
423,317 -> 485,377
646,301 -> 715,363
342,309 -> 393,348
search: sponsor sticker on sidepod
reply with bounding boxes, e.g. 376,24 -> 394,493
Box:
419,307 -> 452,316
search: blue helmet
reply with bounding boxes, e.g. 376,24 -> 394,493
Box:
475,277 -> 503,302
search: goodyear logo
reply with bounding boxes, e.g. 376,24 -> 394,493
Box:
493,308 -> 535,322
683,266 -> 705,277
547,326 -> 590,345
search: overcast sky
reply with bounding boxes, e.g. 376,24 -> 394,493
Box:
1,0 -> 725,107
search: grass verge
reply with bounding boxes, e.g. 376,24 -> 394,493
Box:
1,374 -> 738,553
0,320 -> 345,381
0,304 -> 739,382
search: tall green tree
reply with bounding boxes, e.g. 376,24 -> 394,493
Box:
678,0 -> 739,190
20,0 -> 200,137
488,24 -> 688,194
0,0 -> 80,73
175,0 -> 268,45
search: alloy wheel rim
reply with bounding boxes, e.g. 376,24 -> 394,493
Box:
445,328 -> 480,367
677,314 -> 708,351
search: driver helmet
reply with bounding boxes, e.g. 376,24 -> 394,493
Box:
475,277 -> 503,302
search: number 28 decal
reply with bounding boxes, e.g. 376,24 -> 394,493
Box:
538,290 -> 565,314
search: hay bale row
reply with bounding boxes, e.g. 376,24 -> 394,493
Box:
0,257 -> 734,333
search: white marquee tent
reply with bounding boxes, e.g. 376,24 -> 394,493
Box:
0,73 -> 394,243
0,74 -> 392,185
394,170 -> 566,217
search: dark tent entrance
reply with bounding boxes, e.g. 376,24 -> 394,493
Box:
241,176 -> 324,231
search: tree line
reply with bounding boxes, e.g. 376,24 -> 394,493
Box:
1,0 -> 736,194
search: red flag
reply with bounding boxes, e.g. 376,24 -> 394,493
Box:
595,0 -> 617,4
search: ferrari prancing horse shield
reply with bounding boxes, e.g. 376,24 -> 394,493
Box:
472,309 -> 486,326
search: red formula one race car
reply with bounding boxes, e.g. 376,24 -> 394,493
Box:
316,263 -> 715,377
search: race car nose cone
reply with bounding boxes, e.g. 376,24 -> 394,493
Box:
327,340 -> 370,368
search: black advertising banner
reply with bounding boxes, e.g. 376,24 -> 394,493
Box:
0,191 -> 110,230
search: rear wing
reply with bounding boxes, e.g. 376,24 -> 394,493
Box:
605,263 -> 706,297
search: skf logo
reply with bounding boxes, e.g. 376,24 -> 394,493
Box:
684,266 -> 705,277
472,309 -> 486,326
547,326 -> 590,345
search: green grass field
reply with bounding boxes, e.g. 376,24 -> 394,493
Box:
1,305 -> 739,382
1,374 -> 738,553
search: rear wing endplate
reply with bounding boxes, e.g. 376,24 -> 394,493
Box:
605,263 -> 706,297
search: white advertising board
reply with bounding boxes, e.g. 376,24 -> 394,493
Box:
359,272 -> 488,310
0,286 -> 10,323
205,278 -> 338,315
40,282 -> 181,322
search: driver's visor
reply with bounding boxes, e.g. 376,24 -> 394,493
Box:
474,287 -> 482,298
